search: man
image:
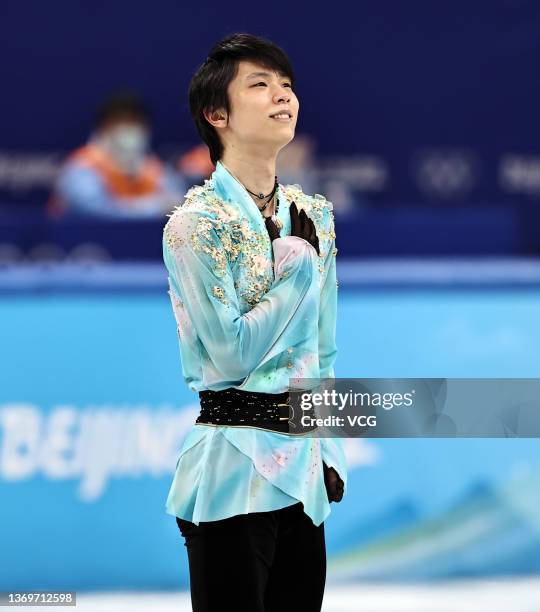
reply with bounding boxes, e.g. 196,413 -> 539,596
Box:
48,91 -> 184,218
163,33 -> 346,612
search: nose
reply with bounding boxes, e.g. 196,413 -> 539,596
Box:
273,85 -> 291,104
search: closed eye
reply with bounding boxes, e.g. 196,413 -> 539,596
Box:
253,82 -> 292,88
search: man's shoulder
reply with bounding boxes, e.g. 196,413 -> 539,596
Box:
163,179 -> 240,244
281,183 -> 334,217
281,183 -> 335,237
167,180 -> 219,217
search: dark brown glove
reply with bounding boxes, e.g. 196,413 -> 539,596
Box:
323,462 -> 344,503
265,201 -> 320,255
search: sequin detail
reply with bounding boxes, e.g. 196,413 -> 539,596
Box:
164,180 -> 336,305
162,162 -> 345,529
211,285 -> 228,305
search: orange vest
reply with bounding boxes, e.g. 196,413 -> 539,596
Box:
47,143 -> 166,217
71,143 -> 165,198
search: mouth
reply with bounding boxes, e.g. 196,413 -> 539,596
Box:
269,111 -> 293,122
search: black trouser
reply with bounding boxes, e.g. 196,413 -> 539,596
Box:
176,501 -> 326,612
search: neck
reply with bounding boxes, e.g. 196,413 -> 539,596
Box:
220,151 -> 277,207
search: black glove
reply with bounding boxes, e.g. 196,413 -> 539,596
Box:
323,462 -> 344,503
265,201 -> 320,256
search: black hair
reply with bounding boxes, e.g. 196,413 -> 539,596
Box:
94,90 -> 151,129
188,33 -> 295,165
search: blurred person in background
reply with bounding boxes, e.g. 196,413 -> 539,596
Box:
47,91 -> 185,219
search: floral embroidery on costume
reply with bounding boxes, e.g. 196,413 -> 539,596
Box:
211,285 -> 228,305
162,160 -> 347,529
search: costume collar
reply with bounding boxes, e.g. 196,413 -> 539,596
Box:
211,160 -> 289,234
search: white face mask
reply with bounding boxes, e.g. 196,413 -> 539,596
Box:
98,124 -> 150,173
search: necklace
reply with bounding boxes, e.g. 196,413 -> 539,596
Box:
264,193 -> 283,230
245,178 -> 278,207
221,162 -> 284,230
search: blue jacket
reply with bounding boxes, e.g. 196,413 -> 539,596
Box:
163,160 -> 347,526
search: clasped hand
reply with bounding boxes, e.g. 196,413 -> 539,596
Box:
265,201 -> 320,256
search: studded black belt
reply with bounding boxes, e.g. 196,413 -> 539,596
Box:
196,387 -> 317,434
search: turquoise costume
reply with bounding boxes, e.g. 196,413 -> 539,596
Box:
163,161 -> 347,526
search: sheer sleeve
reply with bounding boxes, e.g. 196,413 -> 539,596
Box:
316,204 -> 346,490
318,216 -> 338,379
163,210 -> 320,382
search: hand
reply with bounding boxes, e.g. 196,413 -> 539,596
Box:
290,201 -> 320,255
265,215 -> 281,242
323,462 -> 344,503
264,201 -> 320,256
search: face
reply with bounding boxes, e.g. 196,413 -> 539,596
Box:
99,118 -> 149,152
207,60 -> 299,154
98,118 -> 150,169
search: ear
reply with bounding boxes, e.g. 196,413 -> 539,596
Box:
203,107 -> 228,129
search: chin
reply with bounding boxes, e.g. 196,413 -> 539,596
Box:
257,129 -> 295,151
283,133 -> 296,146
276,130 -> 295,145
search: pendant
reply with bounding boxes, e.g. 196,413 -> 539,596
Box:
272,215 -> 283,230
